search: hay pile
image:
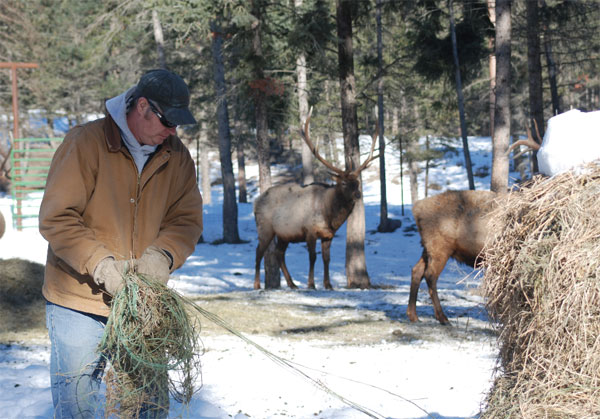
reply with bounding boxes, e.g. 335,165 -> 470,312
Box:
100,271 -> 203,417
0,258 -> 45,306
481,164 -> 600,418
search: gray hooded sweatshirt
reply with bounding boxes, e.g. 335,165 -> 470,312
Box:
105,86 -> 157,174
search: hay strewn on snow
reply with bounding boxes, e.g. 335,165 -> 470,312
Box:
481,164 -> 600,418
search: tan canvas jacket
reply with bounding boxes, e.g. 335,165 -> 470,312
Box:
39,114 -> 203,316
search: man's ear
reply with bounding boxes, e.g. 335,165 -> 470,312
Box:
135,97 -> 152,120
136,97 -> 148,112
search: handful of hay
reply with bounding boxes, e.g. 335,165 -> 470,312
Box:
481,164 -> 600,418
99,271 -> 202,417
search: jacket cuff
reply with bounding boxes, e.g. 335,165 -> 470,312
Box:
86,250 -> 115,276
162,249 -> 174,269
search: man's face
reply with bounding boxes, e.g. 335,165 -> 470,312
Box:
134,98 -> 177,146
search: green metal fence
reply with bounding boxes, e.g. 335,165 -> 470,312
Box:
10,137 -> 63,230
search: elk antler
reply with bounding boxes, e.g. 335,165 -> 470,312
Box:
354,124 -> 379,174
300,107 -> 345,176
506,119 -> 542,157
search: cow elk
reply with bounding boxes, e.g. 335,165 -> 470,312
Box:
408,120 -> 555,324
253,113 -> 378,290
408,190 -> 499,324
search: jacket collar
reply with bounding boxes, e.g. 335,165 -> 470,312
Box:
104,113 -> 123,152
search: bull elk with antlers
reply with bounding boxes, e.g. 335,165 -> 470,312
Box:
253,111 -> 378,290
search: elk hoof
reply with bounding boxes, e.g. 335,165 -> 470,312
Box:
324,283 -> 333,291
307,284 -> 316,290
437,316 -> 450,325
406,310 -> 419,323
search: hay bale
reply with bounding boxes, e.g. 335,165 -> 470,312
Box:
480,164 -> 600,418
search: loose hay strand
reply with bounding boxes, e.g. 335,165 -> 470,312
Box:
99,271 -> 429,419
481,163 -> 600,418
183,297 -> 391,419
99,271 -> 203,417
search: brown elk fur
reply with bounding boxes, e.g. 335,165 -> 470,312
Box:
253,110 -> 377,290
253,176 -> 362,290
408,190 -> 498,324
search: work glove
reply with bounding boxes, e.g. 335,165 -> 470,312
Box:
93,257 -> 130,296
136,245 -> 172,284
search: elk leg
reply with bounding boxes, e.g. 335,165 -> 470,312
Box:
306,238 -> 317,289
275,239 -> 297,289
424,256 -> 450,325
321,239 -> 333,290
407,255 -> 426,322
254,235 -> 274,289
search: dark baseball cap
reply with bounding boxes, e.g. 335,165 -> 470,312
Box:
134,69 -> 196,125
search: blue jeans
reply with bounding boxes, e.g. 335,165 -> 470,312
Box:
46,301 -> 169,418
46,301 -> 108,418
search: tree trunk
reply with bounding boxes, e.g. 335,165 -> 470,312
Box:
408,101 -> 419,204
526,0 -> 544,172
392,107 -> 399,138
541,0 -> 561,116
544,39 -> 560,116
211,21 -> 240,243
236,136 -> 247,203
152,9 -> 167,69
325,80 -> 340,166
449,0 -> 475,191
487,0 -> 496,138
392,106 -> 405,216
491,0 -> 511,192
408,152 -> 419,204
336,0 -> 370,289
251,0 -> 279,288
200,120 -> 212,206
425,135 -> 430,197
200,145 -> 211,206
375,0 -> 396,233
295,0 -> 313,186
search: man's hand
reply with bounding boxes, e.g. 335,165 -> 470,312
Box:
93,258 -> 130,296
136,245 -> 172,284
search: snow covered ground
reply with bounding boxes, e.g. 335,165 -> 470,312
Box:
0,134 -> 519,418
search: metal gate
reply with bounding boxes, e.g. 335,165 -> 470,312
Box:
10,137 -> 63,230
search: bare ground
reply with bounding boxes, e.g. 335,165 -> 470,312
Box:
0,258 -> 496,348
188,289 -> 496,346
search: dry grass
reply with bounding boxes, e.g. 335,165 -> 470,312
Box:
100,272 -> 203,417
0,258 -> 47,343
481,164 -> 600,418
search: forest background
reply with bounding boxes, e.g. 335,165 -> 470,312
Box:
0,0 -> 599,289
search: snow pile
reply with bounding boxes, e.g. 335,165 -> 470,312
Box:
537,109 -> 600,176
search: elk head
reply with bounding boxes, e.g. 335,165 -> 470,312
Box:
300,107 -> 379,189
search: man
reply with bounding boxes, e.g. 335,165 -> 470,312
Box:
39,69 -> 203,418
